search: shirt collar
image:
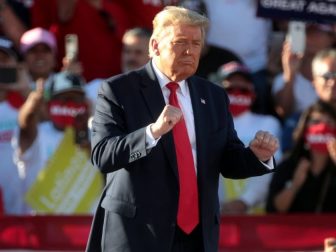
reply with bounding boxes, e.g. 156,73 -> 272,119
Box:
151,60 -> 188,96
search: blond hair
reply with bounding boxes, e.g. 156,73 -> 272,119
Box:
312,49 -> 336,77
149,6 -> 209,57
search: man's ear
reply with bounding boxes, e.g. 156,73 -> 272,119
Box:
150,38 -> 160,56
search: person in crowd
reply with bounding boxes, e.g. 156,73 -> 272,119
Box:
20,27 -> 57,87
30,0 -> 130,81
216,61 -> 282,215
272,24 -> 335,153
20,27 -> 84,98
85,27 -> 152,109
203,0 -> 273,114
0,36 -> 30,214
86,6 -> 279,252
273,23 -> 335,118
266,100 -> 336,213
312,49 -> 336,112
121,27 -> 151,73
12,71 -> 92,214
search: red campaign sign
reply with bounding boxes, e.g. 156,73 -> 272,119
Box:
2,214 -> 336,251
257,0 -> 336,22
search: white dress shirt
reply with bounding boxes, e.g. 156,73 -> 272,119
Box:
146,61 -> 198,169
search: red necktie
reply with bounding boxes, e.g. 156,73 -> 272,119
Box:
166,82 -> 199,234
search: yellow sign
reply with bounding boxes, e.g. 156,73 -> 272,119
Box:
224,179 -> 265,214
25,128 -> 103,214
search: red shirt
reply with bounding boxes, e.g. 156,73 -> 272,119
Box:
6,91 -> 25,109
31,0 -> 131,81
116,0 -> 179,29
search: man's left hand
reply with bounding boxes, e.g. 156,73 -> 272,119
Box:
249,131 -> 279,162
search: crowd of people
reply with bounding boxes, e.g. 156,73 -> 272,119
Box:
0,0 -> 336,223
1,1 -> 336,251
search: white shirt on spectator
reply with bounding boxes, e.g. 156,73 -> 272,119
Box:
0,101 -> 22,214
204,0 -> 272,72
272,73 -> 317,114
12,122 -> 63,214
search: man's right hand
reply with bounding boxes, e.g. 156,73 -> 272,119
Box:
150,105 -> 182,139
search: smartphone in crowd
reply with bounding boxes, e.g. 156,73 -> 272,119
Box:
0,67 -> 17,84
75,128 -> 89,145
74,112 -> 89,145
287,21 -> 306,55
65,34 -> 78,61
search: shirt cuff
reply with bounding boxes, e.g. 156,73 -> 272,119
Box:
145,124 -> 160,149
261,158 -> 274,170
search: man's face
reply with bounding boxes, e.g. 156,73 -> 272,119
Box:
24,43 -> 55,80
152,24 -> 202,81
313,57 -> 336,104
122,35 -> 149,72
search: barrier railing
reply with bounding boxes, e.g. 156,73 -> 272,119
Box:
1,214 -> 336,251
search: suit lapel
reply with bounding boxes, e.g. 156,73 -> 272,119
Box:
188,77 -> 208,174
139,63 -> 178,179
139,63 -> 165,121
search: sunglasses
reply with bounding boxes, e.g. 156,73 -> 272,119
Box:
321,71 -> 336,81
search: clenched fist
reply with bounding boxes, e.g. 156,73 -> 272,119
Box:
150,105 -> 182,139
249,130 -> 279,162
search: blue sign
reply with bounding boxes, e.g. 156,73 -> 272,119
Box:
257,0 -> 336,22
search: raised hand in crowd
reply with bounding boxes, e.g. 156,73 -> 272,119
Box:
275,40 -> 304,118
18,78 -> 45,154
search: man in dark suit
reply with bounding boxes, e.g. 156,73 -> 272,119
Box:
86,6 -> 279,252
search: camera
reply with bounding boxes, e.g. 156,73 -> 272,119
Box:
65,34 -> 78,61
0,67 -> 17,84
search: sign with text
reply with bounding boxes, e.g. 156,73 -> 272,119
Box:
25,128 -> 104,214
257,0 -> 336,22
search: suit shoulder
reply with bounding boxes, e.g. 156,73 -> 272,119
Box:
99,70 -> 142,94
105,71 -> 140,87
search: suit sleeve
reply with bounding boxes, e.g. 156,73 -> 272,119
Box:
218,90 -> 273,179
90,80 -> 148,173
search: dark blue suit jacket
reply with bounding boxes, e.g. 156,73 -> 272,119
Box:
86,62 -> 272,252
